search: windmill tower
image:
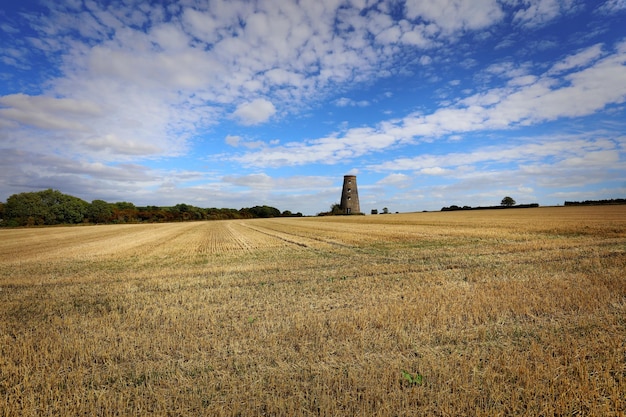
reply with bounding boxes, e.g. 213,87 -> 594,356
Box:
340,175 -> 360,214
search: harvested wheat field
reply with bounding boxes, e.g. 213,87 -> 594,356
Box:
1,205 -> 625,416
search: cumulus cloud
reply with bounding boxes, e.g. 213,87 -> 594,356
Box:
0,0 -> 623,212
0,0 -> 590,166
232,38 -> 626,169
222,173 -> 334,191
334,97 -> 371,107
233,99 -> 276,125
405,0 -> 505,33
420,167 -> 451,176
512,0 -> 581,28
370,135 -> 621,172
225,135 -> 242,147
377,173 -> 413,188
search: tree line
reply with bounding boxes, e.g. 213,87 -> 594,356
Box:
564,198 -> 626,206
441,196 -> 539,211
0,189 -> 302,227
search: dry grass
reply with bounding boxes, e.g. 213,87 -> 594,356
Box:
1,206 -> 625,416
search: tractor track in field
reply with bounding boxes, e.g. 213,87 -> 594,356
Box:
237,222 -> 311,248
237,221 -> 356,251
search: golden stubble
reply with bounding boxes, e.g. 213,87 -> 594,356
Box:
1,206 -> 624,416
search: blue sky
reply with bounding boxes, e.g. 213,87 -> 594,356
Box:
1,0 -> 625,215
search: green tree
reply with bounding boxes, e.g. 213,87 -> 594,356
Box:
247,205 -> 281,218
88,200 -> 113,223
114,201 -> 136,210
50,192 -> 89,224
4,189 -> 89,226
5,191 -> 45,225
501,196 -> 516,207
330,203 -> 343,215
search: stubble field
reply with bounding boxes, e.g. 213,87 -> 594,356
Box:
1,206 -> 625,416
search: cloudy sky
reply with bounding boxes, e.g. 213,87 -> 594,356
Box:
1,0 -> 625,215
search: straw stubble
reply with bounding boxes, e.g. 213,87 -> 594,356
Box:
1,206 -> 624,416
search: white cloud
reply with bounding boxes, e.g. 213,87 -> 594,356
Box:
0,94 -> 102,130
418,55 -> 433,65
334,97 -> 352,107
1,0 -> 562,168
233,99 -> 276,125
334,97 -> 371,107
548,43 -> 604,74
1,22 -> 20,34
508,75 -> 539,87
598,0 -> 626,13
400,28 -> 433,47
420,167 -> 451,175
222,173 -> 334,191
224,135 -> 268,149
229,38 -> 626,168
370,135 -> 621,172
0,0 -> 624,214
377,173 -> 413,188
405,0 -> 505,33
511,0 -> 582,28
560,150 -> 620,167
83,134 -> 163,156
225,135 -> 242,147
223,173 -> 274,189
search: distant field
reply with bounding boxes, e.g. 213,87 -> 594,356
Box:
1,206 -> 625,416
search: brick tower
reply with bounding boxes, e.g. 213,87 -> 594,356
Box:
340,175 -> 360,214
